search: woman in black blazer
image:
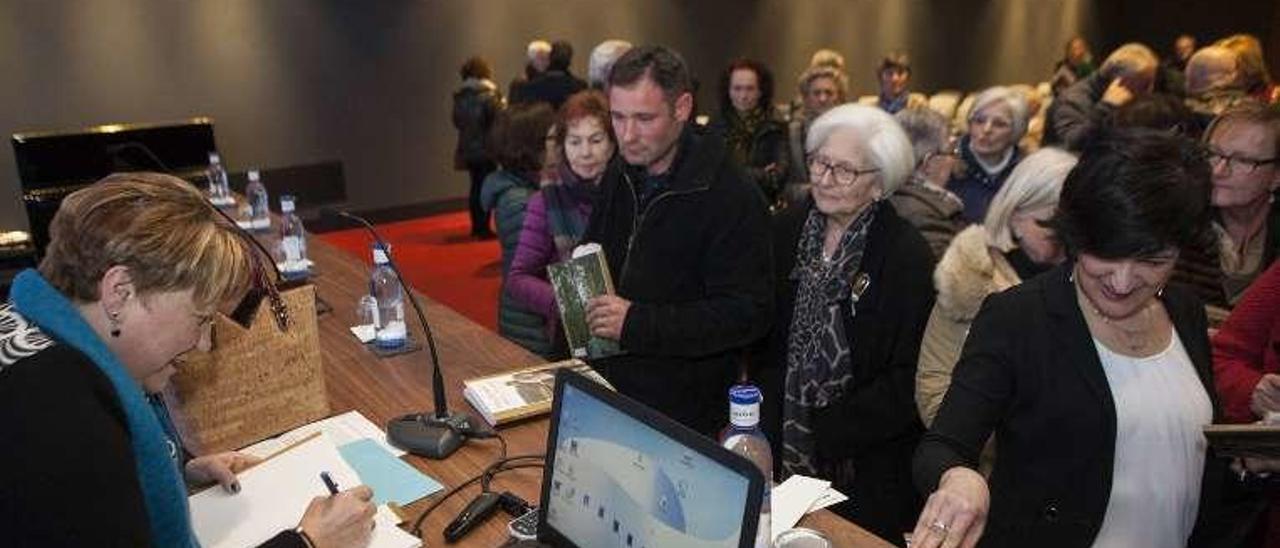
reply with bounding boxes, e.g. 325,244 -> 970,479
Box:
757,104 -> 935,545
912,129 -> 1235,548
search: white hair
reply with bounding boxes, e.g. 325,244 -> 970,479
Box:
968,86 -> 1031,145
806,104 -> 915,196
588,39 -> 633,88
526,40 -> 552,62
895,107 -> 951,166
983,147 -> 1077,252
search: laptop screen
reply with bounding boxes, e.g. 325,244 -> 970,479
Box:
540,376 -> 759,548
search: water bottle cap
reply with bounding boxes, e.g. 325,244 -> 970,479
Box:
248,170 -> 260,181
280,195 -> 296,212
729,384 -> 762,405
372,245 -> 390,264
208,152 -> 220,163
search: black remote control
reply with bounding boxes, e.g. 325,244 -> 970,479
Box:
507,507 -> 540,540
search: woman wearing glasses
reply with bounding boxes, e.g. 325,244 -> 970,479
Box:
757,104 -> 935,544
948,87 -> 1030,224
1173,101 -> 1280,309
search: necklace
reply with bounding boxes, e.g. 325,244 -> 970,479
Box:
1074,279 -> 1161,354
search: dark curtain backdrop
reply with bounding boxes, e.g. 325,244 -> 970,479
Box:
0,0 -> 1273,232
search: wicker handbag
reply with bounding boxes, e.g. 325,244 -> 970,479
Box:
166,228 -> 329,454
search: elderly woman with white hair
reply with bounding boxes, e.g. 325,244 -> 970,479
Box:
947,86 -> 1030,224
586,39 -> 632,89
916,148 -> 1077,439
757,104 -> 935,543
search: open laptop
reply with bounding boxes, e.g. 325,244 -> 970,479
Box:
532,368 -> 764,548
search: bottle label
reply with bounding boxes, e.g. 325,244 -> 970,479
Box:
372,248 -> 389,264
730,401 -> 760,428
282,236 -> 303,262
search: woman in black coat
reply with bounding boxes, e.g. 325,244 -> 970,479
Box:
911,128 -> 1241,548
709,58 -> 790,207
758,104 -> 935,545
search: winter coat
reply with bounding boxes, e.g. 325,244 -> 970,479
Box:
708,110 -> 791,205
506,177 -> 596,354
946,135 -> 1022,224
916,226 -> 1021,428
581,126 -> 773,436
757,198 -> 935,542
480,169 -> 554,357
515,70 -> 586,110
1172,199 -> 1280,310
452,78 -> 502,169
889,177 -> 966,259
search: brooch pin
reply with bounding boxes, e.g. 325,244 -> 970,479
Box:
850,272 -> 871,303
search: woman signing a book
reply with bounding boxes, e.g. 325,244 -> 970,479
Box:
507,90 -> 616,358
0,173 -> 375,547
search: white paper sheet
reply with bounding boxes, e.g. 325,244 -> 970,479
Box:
239,410 -> 406,458
807,487 -> 849,514
770,474 -> 831,541
189,433 -> 419,548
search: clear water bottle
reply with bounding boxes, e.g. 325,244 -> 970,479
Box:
370,245 -> 406,348
278,194 -> 309,280
206,152 -> 233,207
720,384 -> 773,548
245,170 -> 271,231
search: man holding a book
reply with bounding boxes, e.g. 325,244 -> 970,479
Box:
581,45 -> 773,436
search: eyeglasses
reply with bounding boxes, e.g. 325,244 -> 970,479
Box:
807,155 -> 880,186
1207,149 -> 1279,175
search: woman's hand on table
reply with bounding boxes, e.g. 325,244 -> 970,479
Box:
911,466 -> 988,548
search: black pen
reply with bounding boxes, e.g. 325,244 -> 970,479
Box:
320,471 -> 339,495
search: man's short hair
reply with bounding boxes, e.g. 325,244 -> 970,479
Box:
588,39 -> 633,88
549,40 -> 574,71
1099,43 -> 1158,80
607,45 -> 692,104
879,51 -> 912,74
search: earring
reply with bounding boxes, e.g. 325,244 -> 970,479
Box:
1157,285 -> 1165,298
108,311 -> 121,338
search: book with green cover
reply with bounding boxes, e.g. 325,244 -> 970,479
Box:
548,244 -> 623,359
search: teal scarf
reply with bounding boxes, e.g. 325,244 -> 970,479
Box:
11,269 -> 197,547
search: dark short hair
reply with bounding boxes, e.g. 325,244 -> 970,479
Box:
607,45 -> 692,104
879,51 -> 911,74
550,40 -> 574,71
460,56 -> 492,81
1110,93 -> 1198,137
554,90 -> 614,152
718,58 -> 775,116
488,102 -> 556,178
1048,128 -> 1213,259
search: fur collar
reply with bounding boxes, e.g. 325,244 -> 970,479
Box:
933,225 -> 1018,321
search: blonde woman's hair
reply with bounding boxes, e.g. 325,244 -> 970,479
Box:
984,147 -> 1077,252
39,172 -> 253,310
1215,34 -> 1273,90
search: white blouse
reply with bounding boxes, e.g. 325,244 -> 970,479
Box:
1091,331 -> 1212,548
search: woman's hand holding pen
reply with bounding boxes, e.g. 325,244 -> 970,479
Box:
298,480 -> 376,548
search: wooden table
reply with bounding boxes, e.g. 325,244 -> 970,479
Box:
305,235 -> 894,547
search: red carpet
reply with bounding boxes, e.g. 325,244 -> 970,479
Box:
318,211 -> 501,331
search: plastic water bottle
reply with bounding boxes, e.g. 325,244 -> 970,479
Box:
206,152 -> 233,206
245,170 -> 271,231
278,194 -> 309,280
370,245 -> 406,348
720,384 -> 773,548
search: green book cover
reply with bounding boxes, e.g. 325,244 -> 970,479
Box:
548,244 -> 623,359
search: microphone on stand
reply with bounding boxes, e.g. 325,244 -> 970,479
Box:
323,208 -> 490,459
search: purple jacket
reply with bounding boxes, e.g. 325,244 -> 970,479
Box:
506,184 -> 594,339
